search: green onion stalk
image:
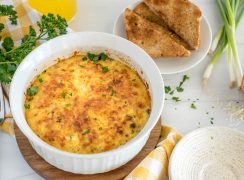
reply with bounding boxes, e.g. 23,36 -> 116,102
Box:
203,0 -> 244,91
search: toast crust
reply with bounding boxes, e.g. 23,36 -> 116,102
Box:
144,0 -> 202,49
124,8 -> 190,58
134,2 -> 191,49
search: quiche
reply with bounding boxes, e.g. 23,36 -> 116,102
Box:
24,52 -> 151,154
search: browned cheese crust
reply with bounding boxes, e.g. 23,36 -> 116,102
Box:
25,53 -> 151,154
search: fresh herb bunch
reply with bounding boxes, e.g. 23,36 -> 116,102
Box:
203,0 -> 244,92
0,5 -> 18,31
0,5 -> 68,84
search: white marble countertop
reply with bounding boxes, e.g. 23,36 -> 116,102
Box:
1,0 -> 244,179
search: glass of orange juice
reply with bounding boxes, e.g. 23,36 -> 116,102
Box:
28,0 -> 77,22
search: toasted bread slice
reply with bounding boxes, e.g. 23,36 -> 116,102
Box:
134,2 -> 191,49
144,0 -> 202,49
134,2 -> 168,28
124,8 -> 190,58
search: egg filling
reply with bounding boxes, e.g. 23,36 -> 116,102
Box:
24,52 -> 151,154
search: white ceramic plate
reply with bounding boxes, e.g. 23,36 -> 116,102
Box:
113,1 -> 212,74
169,127 -> 244,180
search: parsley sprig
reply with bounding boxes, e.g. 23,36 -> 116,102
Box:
164,75 -> 190,103
0,5 -> 18,29
176,75 -> 189,93
0,9 -> 68,83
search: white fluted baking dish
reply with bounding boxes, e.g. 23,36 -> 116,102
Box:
10,32 -> 164,174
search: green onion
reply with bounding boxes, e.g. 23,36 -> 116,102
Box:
203,0 -> 244,92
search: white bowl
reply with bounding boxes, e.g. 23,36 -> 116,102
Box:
169,126 -> 244,180
113,1 -> 212,74
10,32 -> 165,174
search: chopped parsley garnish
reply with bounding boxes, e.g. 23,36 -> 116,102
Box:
132,79 -> 136,82
164,75 -> 190,105
82,57 -> 87,61
102,66 -> 109,73
182,75 -> 189,84
210,118 -> 214,124
24,103 -> 30,109
61,92 -> 72,98
172,97 -> 180,102
38,78 -> 43,83
176,75 -> 190,92
27,86 -> 39,96
93,56 -> 99,62
111,89 -> 116,96
191,103 -> 197,109
65,103 -> 71,107
79,65 -> 85,68
86,52 -> 110,72
82,129 -> 90,135
100,52 -> 108,60
109,86 -> 116,96
176,86 -> 184,92
165,86 -> 171,94
87,53 -> 95,61
61,92 -> 67,98
87,52 -> 108,64
169,90 -> 174,95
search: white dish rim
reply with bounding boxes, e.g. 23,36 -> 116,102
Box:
10,31 -> 165,159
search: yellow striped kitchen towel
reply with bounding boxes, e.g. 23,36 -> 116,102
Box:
0,0 -> 40,135
125,126 -> 182,180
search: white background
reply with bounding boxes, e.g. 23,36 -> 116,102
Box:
1,0 -> 244,179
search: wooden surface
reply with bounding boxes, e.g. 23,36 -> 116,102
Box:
14,120 -> 161,180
